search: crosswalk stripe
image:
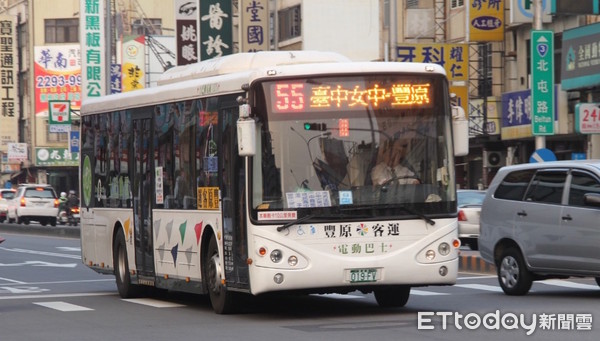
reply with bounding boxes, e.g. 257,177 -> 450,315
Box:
34,301 -> 93,312
540,279 -> 600,290
122,298 -> 185,308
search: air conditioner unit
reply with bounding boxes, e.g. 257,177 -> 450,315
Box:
483,150 -> 506,168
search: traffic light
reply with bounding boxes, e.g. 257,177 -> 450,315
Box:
303,122 -> 327,131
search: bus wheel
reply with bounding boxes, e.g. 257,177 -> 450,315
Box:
374,286 -> 411,307
204,236 -> 236,314
113,229 -> 141,298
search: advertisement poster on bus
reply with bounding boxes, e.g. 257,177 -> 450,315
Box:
33,45 -> 81,116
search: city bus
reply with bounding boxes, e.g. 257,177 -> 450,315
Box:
79,51 -> 468,314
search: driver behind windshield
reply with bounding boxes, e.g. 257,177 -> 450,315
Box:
371,136 -> 419,186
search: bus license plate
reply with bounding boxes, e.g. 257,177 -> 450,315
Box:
349,268 -> 377,283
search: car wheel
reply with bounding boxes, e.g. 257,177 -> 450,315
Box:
204,235 -> 237,314
50,218 -> 57,227
374,286 -> 411,307
113,229 -> 142,298
40,220 -> 48,226
595,277 -> 600,287
497,247 -> 533,295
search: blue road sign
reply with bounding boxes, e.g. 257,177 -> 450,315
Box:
530,148 -> 557,163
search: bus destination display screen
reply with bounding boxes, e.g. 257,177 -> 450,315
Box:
269,78 -> 433,114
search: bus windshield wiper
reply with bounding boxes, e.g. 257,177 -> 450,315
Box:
397,205 -> 435,226
276,214 -> 314,232
339,204 -> 435,226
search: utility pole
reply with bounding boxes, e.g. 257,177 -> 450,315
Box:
533,0 -> 545,150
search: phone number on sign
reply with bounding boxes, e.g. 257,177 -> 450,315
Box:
36,75 -> 82,89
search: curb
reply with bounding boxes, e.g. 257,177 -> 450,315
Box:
459,253 -> 496,274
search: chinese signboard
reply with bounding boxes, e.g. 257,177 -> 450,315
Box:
561,22 -> 600,91
575,103 -> 600,134
48,100 -> 71,133
200,0 -> 233,60
80,0 -> 106,100
36,147 -> 78,166
175,0 -> 199,65
396,43 -> 469,115
531,30 -> 554,135
122,36 -> 145,91
34,45 -> 81,116
468,0 -> 504,42
501,87 -> 558,139
240,0 -> 269,52
7,143 -> 27,162
0,15 -> 19,152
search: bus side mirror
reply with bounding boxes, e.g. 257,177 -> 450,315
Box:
452,105 -> 469,157
237,104 -> 256,156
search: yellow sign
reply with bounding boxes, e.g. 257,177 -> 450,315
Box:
468,0 -> 504,42
198,187 -> 220,210
396,43 -> 468,82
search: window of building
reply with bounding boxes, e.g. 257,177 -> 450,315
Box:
132,18 -> 162,35
45,19 -> 79,43
451,0 -> 465,9
278,5 -> 301,42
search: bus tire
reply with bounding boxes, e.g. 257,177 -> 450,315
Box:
374,286 -> 411,307
113,229 -> 141,298
204,235 -> 236,314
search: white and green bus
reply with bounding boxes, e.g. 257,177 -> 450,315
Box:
79,51 -> 468,314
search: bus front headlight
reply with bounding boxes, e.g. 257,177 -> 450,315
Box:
425,250 -> 436,260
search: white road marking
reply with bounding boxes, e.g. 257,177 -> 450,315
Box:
311,293 -> 365,300
0,260 -> 77,268
410,289 -> 449,296
0,292 -> 115,300
540,279 -> 600,290
454,283 -> 504,292
0,276 -> 27,284
34,301 -> 93,312
122,298 -> 185,308
458,275 -> 497,280
0,247 -> 81,259
56,247 -> 81,252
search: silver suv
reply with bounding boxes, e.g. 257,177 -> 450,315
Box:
479,160 -> 600,295
7,184 -> 59,226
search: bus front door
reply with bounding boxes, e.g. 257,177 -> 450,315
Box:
132,117 -> 155,279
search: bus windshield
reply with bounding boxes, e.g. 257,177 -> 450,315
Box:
250,74 -> 456,220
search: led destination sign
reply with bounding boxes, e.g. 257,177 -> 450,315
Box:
269,79 -> 433,114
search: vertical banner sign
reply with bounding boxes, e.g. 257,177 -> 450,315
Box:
110,63 -> 122,94
396,43 -> 469,116
468,0 -> 504,42
240,0 -> 269,52
48,100 -> 71,133
34,45 -> 81,115
200,0 -> 233,60
531,30 -> 555,135
80,0 -> 106,101
0,15 -> 19,152
122,36 -> 146,92
175,0 -> 199,65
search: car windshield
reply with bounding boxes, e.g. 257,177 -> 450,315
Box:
248,73 -> 457,221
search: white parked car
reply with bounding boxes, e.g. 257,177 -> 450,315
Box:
0,188 -> 16,223
7,184 -> 59,226
457,189 -> 486,250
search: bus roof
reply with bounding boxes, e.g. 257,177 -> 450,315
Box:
81,51 -> 447,116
